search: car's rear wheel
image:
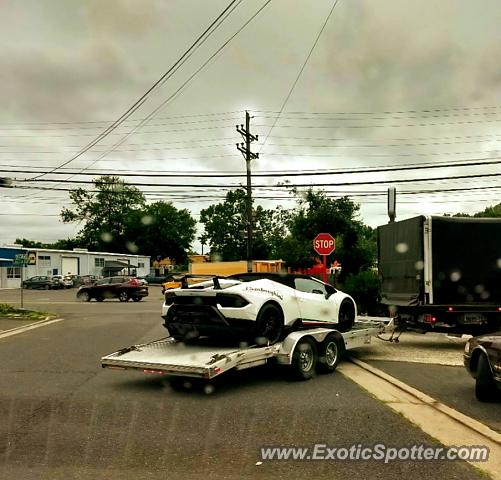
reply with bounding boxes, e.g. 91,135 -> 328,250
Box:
317,333 -> 345,374
77,291 -> 90,302
118,291 -> 129,302
475,353 -> 497,402
255,303 -> 283,345
291,337 -> 317,381
337,299 -> 355,332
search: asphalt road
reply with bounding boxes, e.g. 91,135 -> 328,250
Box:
0,288 -> 493,479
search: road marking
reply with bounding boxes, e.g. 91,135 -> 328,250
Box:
339,358 -> 501,479
0,318 -> 64,340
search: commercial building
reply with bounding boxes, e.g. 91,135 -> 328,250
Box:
0,245 -> 150,288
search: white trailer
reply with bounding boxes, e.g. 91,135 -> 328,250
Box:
101,319 -> 389,382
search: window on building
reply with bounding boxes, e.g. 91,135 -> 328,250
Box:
138,262 -> 145,269
7,267 -> 21,279
95,258 -> 105,268
39,255 -> 51,267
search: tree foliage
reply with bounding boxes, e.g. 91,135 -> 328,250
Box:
275,188 -> 377,278
199,189 -> 285,261
61,175 -> 146,252
60,176 -> 196,262
126,201 -> 196,264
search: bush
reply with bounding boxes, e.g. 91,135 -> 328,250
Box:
341,270 -> 385,316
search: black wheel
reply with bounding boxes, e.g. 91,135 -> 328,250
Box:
291,337 -> 317,381
118,291 -> 129,302
77,291 -> 90,302
475,353 -> 497,402
254,304 -> 284,345
44,284 -> 50,290
132,297 -> 142,302
337,299 -> 355,332
317,333 -> 345,374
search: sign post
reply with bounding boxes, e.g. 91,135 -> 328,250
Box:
14,254 -> 27,308
313,233 -> 336,282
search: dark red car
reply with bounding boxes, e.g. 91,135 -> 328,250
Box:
464,331 -> 501,402
76,276 -> 148,302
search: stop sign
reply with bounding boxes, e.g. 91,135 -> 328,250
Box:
313,233 -> 336,255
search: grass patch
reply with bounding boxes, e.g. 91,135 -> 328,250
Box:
0,303 -> 56,321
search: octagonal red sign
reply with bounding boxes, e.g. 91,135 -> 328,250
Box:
313,233 -> 336,255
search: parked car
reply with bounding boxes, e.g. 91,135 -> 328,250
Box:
22,276 -> 60,290
464,332 -> 501,402
161,277 -> 182,294
76,276 -> 149,302
139,273 -> 171,285
161,273 -> 357,344
81,275 -> 100,285
52,275 -> 74,289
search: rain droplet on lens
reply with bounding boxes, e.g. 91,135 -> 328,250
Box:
450,271 -> 461,282
101,232 -> 113,243
415,260 -> 424,270
141,215 -> 154,225
126,241 -> 138,253
395,243 -> 408,254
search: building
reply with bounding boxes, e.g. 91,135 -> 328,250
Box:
0,245 -> 150,288
189,259 -> 285,276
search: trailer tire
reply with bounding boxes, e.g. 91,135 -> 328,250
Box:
475,353 -> 497,402
291,337 -> 317,381
337,299 -> 355,332
255,303 -> 283,345
317,333 -> 345,374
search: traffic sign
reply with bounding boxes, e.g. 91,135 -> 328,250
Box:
313,233 -> 336,256
13,254 -> 27,266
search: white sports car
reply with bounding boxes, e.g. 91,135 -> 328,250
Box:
161,273 -> 357,344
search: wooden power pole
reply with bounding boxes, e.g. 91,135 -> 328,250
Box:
236,111 -> 259,273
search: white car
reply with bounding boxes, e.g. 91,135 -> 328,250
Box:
161,273 -> 357,344
51,275 -> 74,289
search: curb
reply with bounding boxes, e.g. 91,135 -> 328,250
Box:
347,356 -> 501,446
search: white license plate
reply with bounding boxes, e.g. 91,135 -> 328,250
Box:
461,314 -> 486,325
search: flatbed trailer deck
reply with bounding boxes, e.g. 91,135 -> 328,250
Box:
101,319 -> 390,381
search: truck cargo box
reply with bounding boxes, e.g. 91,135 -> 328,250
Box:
378,216 -> 501,307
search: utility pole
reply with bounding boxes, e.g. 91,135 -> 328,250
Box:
236,111 -> 259,273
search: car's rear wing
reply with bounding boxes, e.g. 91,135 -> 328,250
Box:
172,274 -> 224,290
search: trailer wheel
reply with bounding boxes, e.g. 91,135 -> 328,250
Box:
475,353 -> 497,402
255,303 -> 283,345
337,299 -> 355,332
317,333 -> 345,374
291,338 -> 317,381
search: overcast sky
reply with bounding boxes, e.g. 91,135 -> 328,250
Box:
1,0 -> 500,252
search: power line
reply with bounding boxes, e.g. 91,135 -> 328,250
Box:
75,0 -> 272,178
258,0 -> 340,154
30,0 -> 243,179
13,170 -> 501,188
5,155 -> 501,178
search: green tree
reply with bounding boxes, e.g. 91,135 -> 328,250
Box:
60,176 -> 145,252
276,188 -> 376,277
199,189 -> 283,261
15,237 -> 79,250
126,201 -> 196,264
